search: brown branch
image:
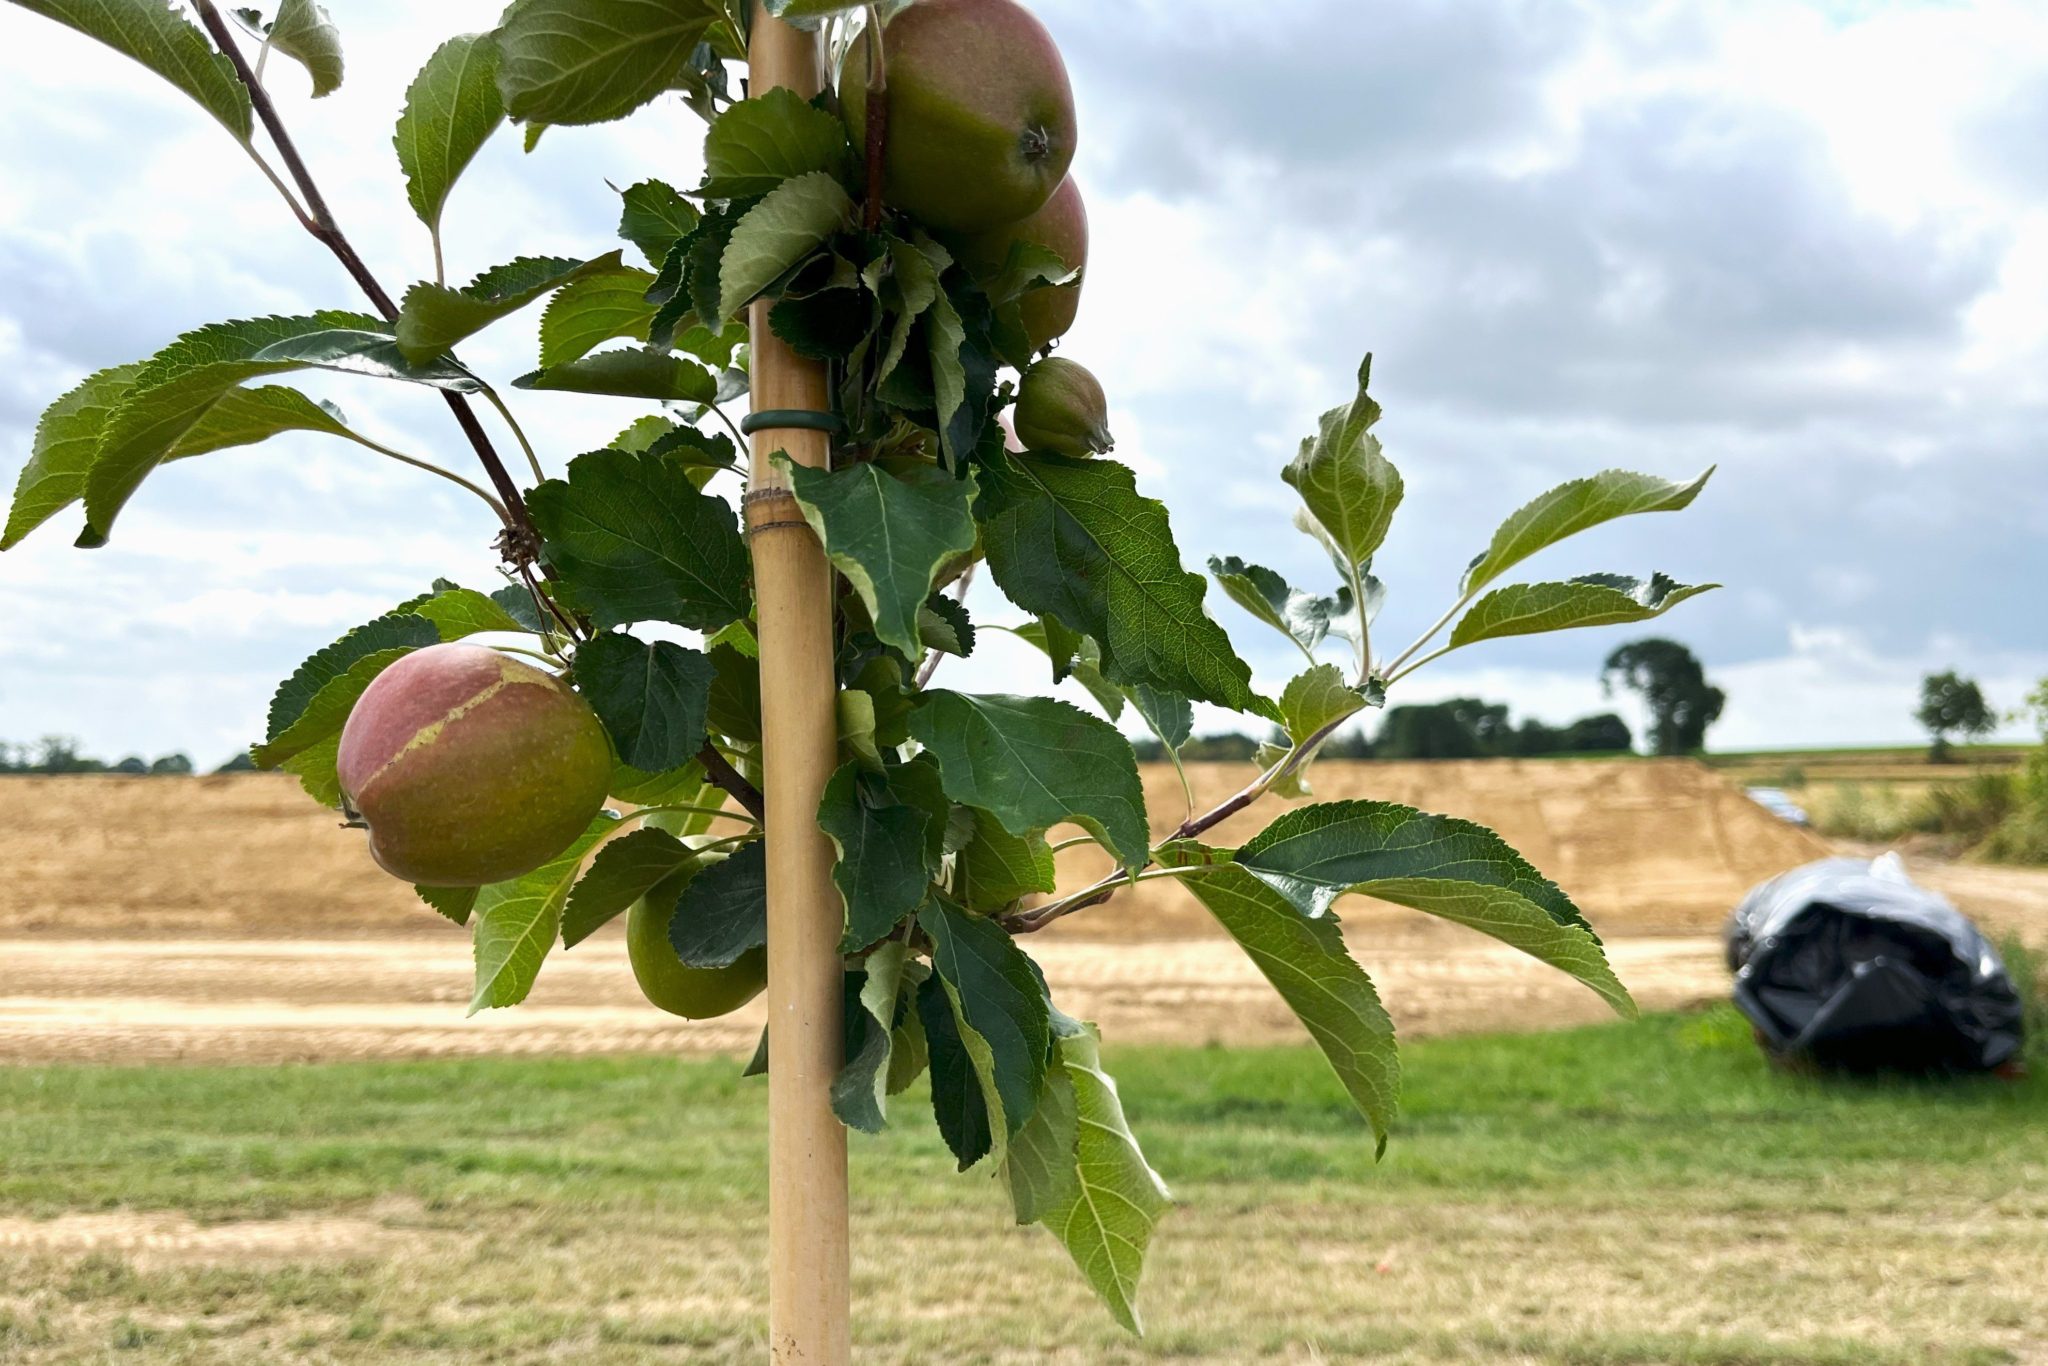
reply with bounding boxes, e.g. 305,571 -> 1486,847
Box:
191,0 -> 544,566
1000,711 -> 1354,935
698,742 -> 766,822
860,6 -> 888,232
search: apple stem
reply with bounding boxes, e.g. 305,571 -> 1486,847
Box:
861,6 -> 889,232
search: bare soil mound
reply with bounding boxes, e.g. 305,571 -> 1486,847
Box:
10,762 -> 2038,1066
0,761 -> 1826,942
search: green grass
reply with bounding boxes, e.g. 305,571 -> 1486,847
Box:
2,1010 -> 2043,1363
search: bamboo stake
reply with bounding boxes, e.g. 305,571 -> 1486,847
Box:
745,11 -> 849,1365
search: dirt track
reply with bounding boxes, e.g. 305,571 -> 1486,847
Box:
2,764 -> 2042,1065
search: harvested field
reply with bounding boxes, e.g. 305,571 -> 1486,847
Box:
1,763 -> 2040,1066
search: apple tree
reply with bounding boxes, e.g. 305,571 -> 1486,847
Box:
1,0 -> 1718,1335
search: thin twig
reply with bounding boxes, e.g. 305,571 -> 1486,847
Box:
697,742 -> 767,822
191,0 -> 545,561
1384,589 -> 1477,678
478,386 -> 549,484
1000,709 -> 1357,935
860,5 -> 888,232
350,434 -> 508,519
913,561 -> 975,689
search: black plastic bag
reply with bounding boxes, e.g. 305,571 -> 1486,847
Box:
1725,854 -> 2025,1073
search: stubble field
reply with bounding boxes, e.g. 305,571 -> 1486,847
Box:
2,761 -> 2044,1364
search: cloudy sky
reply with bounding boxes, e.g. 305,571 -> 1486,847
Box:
1,0 -> 2044,766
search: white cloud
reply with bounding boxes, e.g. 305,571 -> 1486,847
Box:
0,0 -> 2044,760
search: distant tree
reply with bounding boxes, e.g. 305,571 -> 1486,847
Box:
113,756 -> 149,774
1602,639 -> 1725,755
1915,670 -> 1995,762
214,752 -> 260,774
1180,733 -> 1260,763
1561,713 -> 1634,754
32,736 -> 106,774
150,754 -> 194,775
1318,728 -> 1374,760
1375,703 -> 1478,759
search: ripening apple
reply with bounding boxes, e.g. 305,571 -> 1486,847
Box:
843,0 -> 1077,232
336,643 -> 613,887
1013,356 -> 1114,458
627,858 -> 768,1019
957,177 -> 1088,353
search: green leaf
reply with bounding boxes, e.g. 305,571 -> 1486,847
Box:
781,460 -> 978,661
926,287 -> 971,462
4,364 -> 139,548
976,450 -> 1269,717
887,979 -> 930,1095
1462,468 -> 1716,596
918,593 -> 975,657
716,171 -> 855,324
617,178 -> 699,267
489,584 -> 551,633
609,758 -> 711,807
1278,663 -> 1369,749
78,312 -> 479,545
1446,574 -> 1719,650
1005,1027 -> 1171,1335
706,641 -> 763,743
163,384 -> 355,460
561,826 -> 695,947
396,252 -> 621,363
955,808 -> 1057,912
574,632 -> 713,773
416,884 -> 478,926
1283,357 -> 1402,570
279,733 -> 345,806
983,240 -> 1079,307
1126,683 -> 1192,752
1156,844 -> 1397,1148
669,840 -> 766,968
832,941 -> 912,1133
528,448 -> 751,631
920,898 -> 1051,1161
700,85 -> 849,199
263,0 -> 342,97
676,198 -> 747,329
537,266 -> 659,367
265,610 -> 440,742
1208,555 -> 1352,657
394,32 -> 504,233
1002,1045 -> 1079,1225
818,762 -> 937,954
495,0 -> 718,126
14,0 -> 253,141
909,691 -> 1150,871
623,420 -> 739,490
251,646 -> 410,769
875,234 -> 942,385
918,971 -> 991,1169
513,346 -> 716,402
411,586 -> 531,640
471,814 -> 620,1012
1233,801 -> 1634,1016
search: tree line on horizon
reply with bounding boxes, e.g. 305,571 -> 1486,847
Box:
6,639 -> 1730,774
0,736 -> 217,776
1141,637 -> 1726,762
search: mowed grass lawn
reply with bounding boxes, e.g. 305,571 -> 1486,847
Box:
2,1008 -> 2043,1365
